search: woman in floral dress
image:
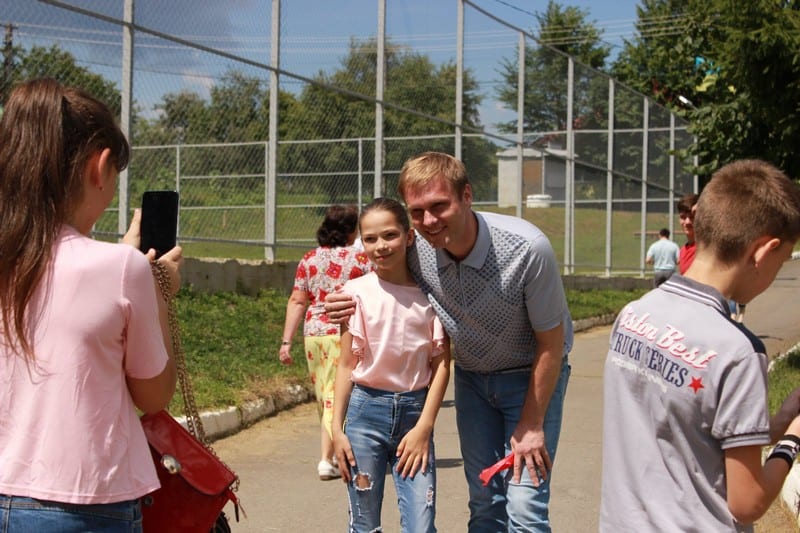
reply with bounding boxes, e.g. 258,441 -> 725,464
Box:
278,205 -> 371,479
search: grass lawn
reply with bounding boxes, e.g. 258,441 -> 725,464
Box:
171,284 -> 797,418
171,285 -> 649,414
768,349 -> 800,415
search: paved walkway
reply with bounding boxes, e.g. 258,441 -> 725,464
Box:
213,260 -> 800,532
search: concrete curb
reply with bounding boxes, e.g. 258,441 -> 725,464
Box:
572,313 -> 617,333
175,383 -> 313,441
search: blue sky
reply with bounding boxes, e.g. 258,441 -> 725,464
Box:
6,0 -> 642,127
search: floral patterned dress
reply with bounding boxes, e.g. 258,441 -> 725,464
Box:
293,245 -> 371,434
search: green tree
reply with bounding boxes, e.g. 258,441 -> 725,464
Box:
494,1 -> 613,202
495,1 -> 610,136
282,38 -> 495,202
134,71 -> 298,209
136,70 -> 297,146
141,90 -> 210,145
207,71 -> 269,143
11,45 -> 121,114
613,0 -> 800,180
611,0 -> 695,109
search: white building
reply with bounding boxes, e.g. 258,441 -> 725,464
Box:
496,146 -> 568,208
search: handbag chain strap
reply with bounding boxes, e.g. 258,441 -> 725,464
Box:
151,261 -> 240,492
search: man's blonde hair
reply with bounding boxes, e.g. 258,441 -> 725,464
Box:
398,152 -> 469,200
694,159 -> 800,264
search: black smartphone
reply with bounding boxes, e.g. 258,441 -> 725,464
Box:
140,190 -> 179,259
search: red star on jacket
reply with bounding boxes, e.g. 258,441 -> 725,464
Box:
689,376 -> 704,393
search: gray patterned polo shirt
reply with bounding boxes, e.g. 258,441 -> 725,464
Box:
600,274 -> 769,532
408,211 -> 573,373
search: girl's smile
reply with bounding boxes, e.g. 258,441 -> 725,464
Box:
359,208 -> 415,286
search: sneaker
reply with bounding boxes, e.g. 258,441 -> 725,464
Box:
318,459 -> 341,481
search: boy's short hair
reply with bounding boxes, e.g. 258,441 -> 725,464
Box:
677,193 -> 699,215
694,159 -> 800,264
398,151 -> 469,200
659,228 -> 670,238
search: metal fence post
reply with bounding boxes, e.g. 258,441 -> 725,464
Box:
605,78 -> 615,277
118,0 -> 134,236
455,0 -> 464,161
358,138 -> 364,208
669,111 -> 676,231
265,0 -> 280,261
639,98 -> 650,276
564,56 -> 575,275
176,144 -> 181,240
514,31 -> 525,219
374,0 -> 385,198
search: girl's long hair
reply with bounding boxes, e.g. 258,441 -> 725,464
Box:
0,78 -> 130,360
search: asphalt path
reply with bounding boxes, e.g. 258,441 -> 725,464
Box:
213,259 -> 800,532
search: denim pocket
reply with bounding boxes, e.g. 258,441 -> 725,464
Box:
344,385 -> 370,427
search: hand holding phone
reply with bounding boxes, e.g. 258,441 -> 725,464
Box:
140,190 -> 179,259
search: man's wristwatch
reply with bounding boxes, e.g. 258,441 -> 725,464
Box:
281,340 -> 291,346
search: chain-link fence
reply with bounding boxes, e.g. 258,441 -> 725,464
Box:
3,0 -> 694,275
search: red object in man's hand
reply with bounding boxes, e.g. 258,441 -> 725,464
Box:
479,453 -> 514,486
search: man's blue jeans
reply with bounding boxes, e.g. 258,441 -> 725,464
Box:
344,384 -> 436,533
454,357 -> 570,533
0,495 -> 142,532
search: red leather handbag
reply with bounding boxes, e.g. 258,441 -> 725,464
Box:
140,262 -> 241,532
141,410 -> 239,532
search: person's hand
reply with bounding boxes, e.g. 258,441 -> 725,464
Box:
786,414 -> 800,437
510,424 -> 551,486
771,387 -> 800,441
323,291 -> 356,325
780,388 -> 800,415
332,429 -> 355,484
152,246 -> 184,296
278,344 -> 293,365
122,208 -> 142,248
396,424 -> 431,479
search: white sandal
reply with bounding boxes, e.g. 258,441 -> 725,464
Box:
317,459 -> 341,481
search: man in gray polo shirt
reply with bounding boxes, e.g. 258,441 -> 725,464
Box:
327,152 -> 572,532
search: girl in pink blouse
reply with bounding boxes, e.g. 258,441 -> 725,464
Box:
0,79 -> 182,531
332,197 -> 451,533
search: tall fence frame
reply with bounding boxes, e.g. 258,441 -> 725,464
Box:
12,0 -> 695,275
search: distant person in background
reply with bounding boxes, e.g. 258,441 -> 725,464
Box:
278,205 -> 371,481
677,193 -> 699,274
645,228 -> 679,287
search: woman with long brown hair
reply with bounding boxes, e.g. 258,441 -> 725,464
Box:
0,78 -> 182,531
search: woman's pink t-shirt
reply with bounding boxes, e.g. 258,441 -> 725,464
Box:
0,226 -> 169,504
344,272 -> 445,392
